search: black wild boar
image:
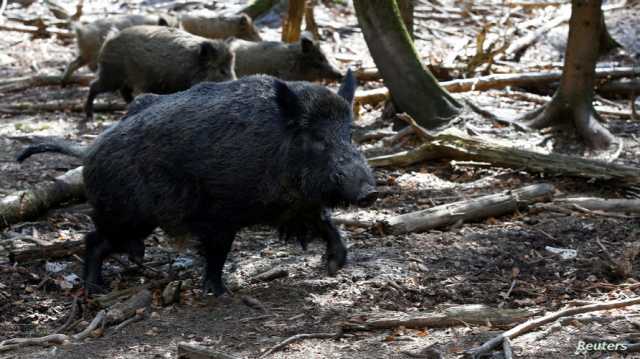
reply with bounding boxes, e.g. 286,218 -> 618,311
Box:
17,71 -> 376,296
84,25 -> 235,120
181,13 -> 262,41
61,14 -> 175,84
230,33 -> 342,81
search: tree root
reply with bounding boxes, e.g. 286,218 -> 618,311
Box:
519,95 -> 615,150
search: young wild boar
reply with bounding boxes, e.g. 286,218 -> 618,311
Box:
84,25 -> 235,120
61,14 -> 175,84
180,12 -> 262,41
17,70 -> 377,296
230,33 -> 343,82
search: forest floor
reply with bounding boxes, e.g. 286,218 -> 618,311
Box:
1,0 -> 640,358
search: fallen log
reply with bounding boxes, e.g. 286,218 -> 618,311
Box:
0,74 -> 93,93
93,279 -> 170,308
0,23 -> 73,38
383,183 -> 555,234
353,66 -> 640,106
355,68 -> 381,82
0,166 -> 85,230
105,289 -> 151,325
354,87 -> 388,107
341,304 -> 535,332
598,79 -> 640,96
555,197 -> 640,214
177,342 -> 241,359
0,334 -> 69,352
0,101 -> 125,114
367,132 -> 640,183
251,266 -> 288,283
7,237 -> 84,264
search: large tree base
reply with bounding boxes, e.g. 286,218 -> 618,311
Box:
519,95 -> 616,150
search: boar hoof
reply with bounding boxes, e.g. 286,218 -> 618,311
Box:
327,252 -> 347,276
202,277 -> 227,297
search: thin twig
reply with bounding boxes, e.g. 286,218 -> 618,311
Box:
465,99 -> 528,132
258,332 -> 340,358
72,310 -> 106,341
52,296 -> 80,334
112,313 -> 144,333
466,297 -> 640,358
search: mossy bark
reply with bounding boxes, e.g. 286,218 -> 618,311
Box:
353,0 -> 462,129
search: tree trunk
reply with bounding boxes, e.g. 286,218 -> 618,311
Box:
383,0 -> 413,129
396,0 -> 414,39
354,0 -> 462,129
520,0 -> 615,149
304,0 -> 320,40
282,0 -> 306,43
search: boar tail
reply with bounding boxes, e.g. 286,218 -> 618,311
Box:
16,138 -> 87,163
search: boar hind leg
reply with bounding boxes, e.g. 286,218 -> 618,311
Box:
61,56 -> 86,86
83,230 -> 113,294
84,78 -> 113,120
85,79 -> 103,120
316,209 -> 347,276
83,223 -> 154,294
192,225 -> 236,296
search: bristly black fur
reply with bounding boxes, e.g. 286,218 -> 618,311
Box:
17,74 -> 377,296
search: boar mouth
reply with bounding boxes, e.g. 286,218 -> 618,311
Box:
355,189 -> 378,207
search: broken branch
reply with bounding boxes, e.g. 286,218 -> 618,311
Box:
0,74 -> 93,93
177,342 -> 241,359
341,304 -> 534,332
0,101 -> 125,114
258,332 -> 339,358
0,166 -> 85,231
384,183 -> 554,234
466,297 -> 640,358
367,132 -> 640,183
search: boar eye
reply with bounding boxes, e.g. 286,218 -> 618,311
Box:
311,140 -> 326,152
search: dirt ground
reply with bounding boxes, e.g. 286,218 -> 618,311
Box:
1,0 -> 640,358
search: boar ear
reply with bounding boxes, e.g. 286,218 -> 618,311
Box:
199,42 -> 217,60
337,69 -> 356,105
158,16 -> 169,27
300,33 -> 315,53
239,13 -> 251,28
274,79 -> 303,125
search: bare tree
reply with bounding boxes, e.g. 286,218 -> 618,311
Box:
353,0 -> 462,129
520,0 -> 616,149
282,0 -> 306,43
